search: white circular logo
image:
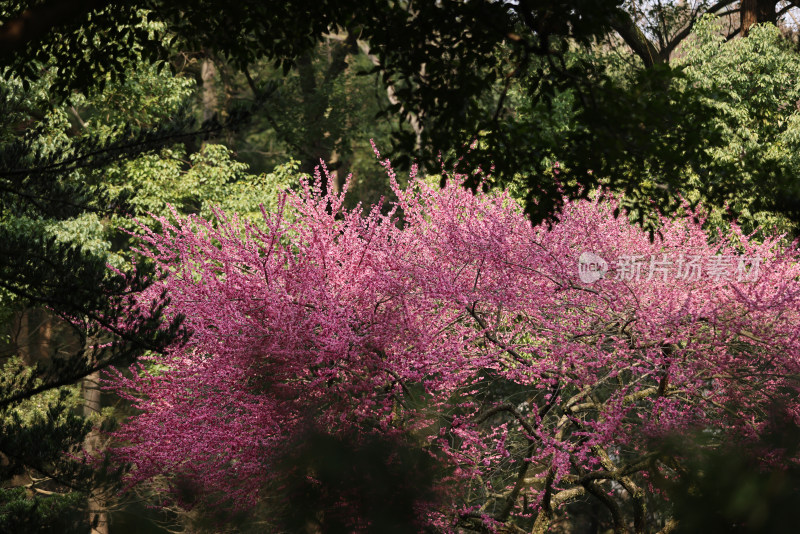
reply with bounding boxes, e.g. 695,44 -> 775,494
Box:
578,252 -> 608,284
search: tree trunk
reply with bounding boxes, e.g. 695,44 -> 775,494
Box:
83,371 -> 108,534
530,510 -> 551,534
297,51 -> 332,192
610,8 -> 664,68
296,34 -> 358,196
741,0 -> 777,36
358,41 -> 425,158
14,307 -> 31,364
33,309 -> 53,362
200,56 -> 218,124
13,307 -> 54,365
297,48 -> 343,198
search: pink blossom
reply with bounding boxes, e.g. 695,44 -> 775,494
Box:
106,155 -> 800,530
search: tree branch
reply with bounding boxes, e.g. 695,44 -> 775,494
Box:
583,479 -> 625,534
609,8 -> 662,68
475,403 -> 537,437
466,302 -> 535,368
662,0 -> 739,59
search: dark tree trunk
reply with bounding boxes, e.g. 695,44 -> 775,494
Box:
741,0 -> 778,36
296,34 -> 357,197
296,51 -> 334,195
200,55 -> 218,124
84,369 -> 107,534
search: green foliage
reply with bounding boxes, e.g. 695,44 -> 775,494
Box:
1,5 -> 172,97
230,39 -> 400,209
677,17 -> 800,234
204,159 -> 297,223
271,430 -> 442,534
0,1 -> 357,97
0,380 -> 92,486
0,11 -> 301,527
5,0 -> 799,231
0,18 -> 198,533
479,40 -> 720,232
73,55 -> 195,135
0,488 -> 89,534
494,18 -> 800,236
1,0 -> 635,221
107,143 -> 298,241
658,403 -> 800,533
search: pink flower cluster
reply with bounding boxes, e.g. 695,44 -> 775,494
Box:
106,151 -> 800,531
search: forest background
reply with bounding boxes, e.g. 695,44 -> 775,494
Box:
2,1 -> 800,533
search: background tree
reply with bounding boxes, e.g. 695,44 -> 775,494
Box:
0,12 -> 297,531
3,1 -> 800,228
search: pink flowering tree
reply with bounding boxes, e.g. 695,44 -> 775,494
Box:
107,152 -> 800,532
